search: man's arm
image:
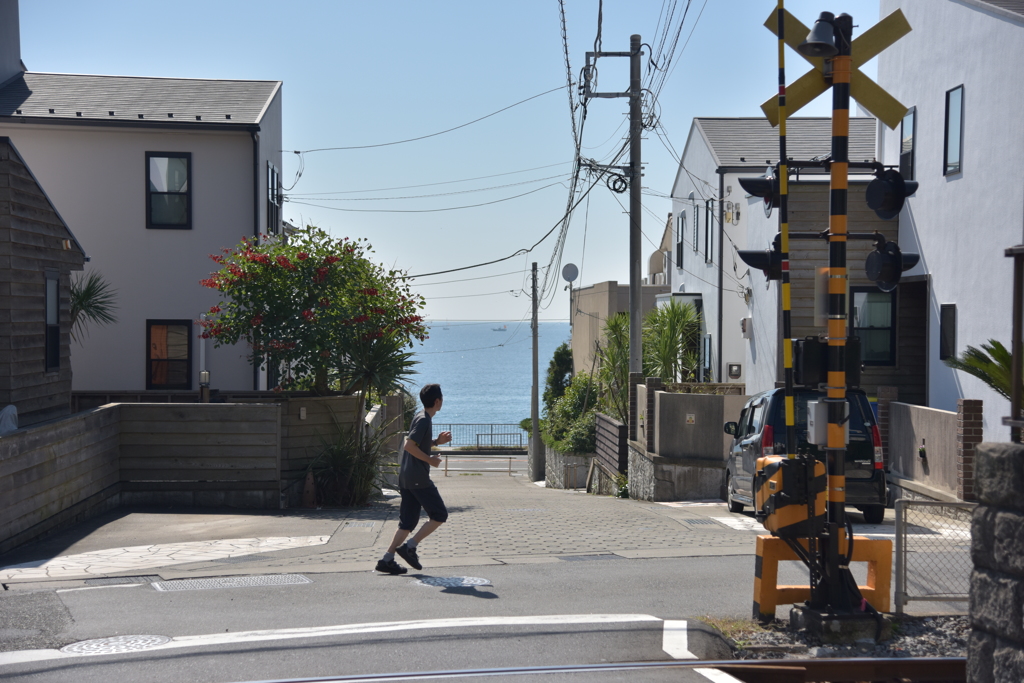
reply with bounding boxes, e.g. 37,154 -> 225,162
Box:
404,438 -> 441,467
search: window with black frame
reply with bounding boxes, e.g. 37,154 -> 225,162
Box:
147,320 -> 192,389
852,288 -> 896,365
147,152 -> 191,229
944,86 -> 963,175
267,162 -> 281,235
675,211 -> 685,268
45,272 -> 59,371
900,107 -> 915,180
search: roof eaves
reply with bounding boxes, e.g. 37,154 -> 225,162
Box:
254,81 -> 283,125
1,114 -> 260,133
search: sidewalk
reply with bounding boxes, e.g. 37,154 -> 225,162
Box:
0,475 -> 756,587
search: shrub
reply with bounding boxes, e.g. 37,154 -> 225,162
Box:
308,422 -> 390,507
543,342 -> 574,416
542,373 -> 597,454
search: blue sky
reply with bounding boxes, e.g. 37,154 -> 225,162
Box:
21,0 -> 882,323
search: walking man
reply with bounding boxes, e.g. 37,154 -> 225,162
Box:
376,383 -> 452,575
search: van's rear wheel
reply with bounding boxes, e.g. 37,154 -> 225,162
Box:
727,474 -> 744,513
860,505 -> 885,524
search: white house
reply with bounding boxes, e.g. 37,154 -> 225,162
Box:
666,117 -> 877,387
874,0 -> 1024,441
0,1 -> 282,393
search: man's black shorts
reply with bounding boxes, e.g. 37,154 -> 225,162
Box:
398,486 -> 448,530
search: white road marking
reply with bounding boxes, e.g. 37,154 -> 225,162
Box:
661,619 -> 697,659
710,517 -> 763,532
56,583 -> 145,594
694,668 -> 746,683
0,614 -> 661,666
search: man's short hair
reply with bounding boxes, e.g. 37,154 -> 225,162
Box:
420,384 -> 443,408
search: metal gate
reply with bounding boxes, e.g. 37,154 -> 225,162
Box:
893,499 -> 975,613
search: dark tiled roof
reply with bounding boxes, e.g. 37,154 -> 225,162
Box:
695,117 -> 877,168
0,72 -> 280,125
973,0 -> 1024,18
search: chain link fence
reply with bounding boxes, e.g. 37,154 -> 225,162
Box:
894,499 -> 975,613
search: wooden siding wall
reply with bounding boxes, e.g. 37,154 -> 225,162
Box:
595,413 -> 627,476
119,403 -> 281,508
786,182 -> 926,404
0,405 -> 120,554
0,139 -> 85,426
279,395 -> 361,506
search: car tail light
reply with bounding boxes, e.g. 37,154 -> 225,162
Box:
762,424 -> 774,456
871,424 -> 884,469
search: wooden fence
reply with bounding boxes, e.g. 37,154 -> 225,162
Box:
595,413 -> 627,476
0,396 -> 362,553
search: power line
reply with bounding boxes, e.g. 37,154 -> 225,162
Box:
428,289 -> 524,300
290,86 -> 563,153
286,174 -> 569,202
283,161 -> 572,196
287,183 -> 562,214
409,269 -> 527,285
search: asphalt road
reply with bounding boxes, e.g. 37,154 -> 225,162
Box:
0,474 -> 967,682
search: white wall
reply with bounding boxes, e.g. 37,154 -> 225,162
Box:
878,0 -> 1024,441
0,122 -> 259,391
669,122 -> 754,384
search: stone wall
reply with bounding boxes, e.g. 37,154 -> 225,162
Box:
969,441 -> 1024,683
627,440 -> 724,502
544,445 -> 593,489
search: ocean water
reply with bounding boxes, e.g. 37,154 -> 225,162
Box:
406,321 -> 570,425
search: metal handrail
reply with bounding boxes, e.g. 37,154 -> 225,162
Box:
442,452 -> 523,477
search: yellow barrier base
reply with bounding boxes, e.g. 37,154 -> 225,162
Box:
752,534 -> 892,621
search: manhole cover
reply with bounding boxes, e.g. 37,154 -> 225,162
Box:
416,576 -> 491,588
557,554 -> 622,562
151,574 -> 311,592
61,634 -> 171,655
685,519 -> 717,525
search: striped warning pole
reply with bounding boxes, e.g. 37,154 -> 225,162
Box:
825,12 -> 854,612
777,2 -> 796,463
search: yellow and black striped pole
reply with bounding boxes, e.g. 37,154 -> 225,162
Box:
825,12 -> 854,612
777,1 -> 796,463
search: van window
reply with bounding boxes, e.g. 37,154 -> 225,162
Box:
749,400 -> 768,435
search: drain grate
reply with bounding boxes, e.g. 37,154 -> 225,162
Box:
558,554 -> 622,562
344,521 -> 376,528
685,519 -> 717,525
151,574 -> 311,592
84,576 -> 159,586
61,634 -> 171,655
416,576 -> 491,588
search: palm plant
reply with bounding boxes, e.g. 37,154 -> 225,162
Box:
944,339 -> 1018,402
70,272 -> 118,342
596,312 -> 630,423
642,300 -> 702,383
336,327 -> 418,397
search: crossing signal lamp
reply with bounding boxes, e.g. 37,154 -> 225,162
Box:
866,237 -> 920,292
738,167 -> 780,218
866,169 -> 918,220
738,232 -> 783,281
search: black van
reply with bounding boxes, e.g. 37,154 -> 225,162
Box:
723,388 -> 887,523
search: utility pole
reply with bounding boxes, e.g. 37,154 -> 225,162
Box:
627,34 -> 643,375
529,261 -> 544,481
582,35 -> 644,375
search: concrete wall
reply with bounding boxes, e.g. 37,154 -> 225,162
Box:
969,441 -> 1024,683
544,445 -> 592,489
0,405 -> 120,554
889,401 -> 958,499
654,392 -> 748,464
878,0 -> 1023,441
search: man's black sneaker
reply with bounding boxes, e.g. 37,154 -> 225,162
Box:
375,558 -> 407,575
396,543 -> 422,570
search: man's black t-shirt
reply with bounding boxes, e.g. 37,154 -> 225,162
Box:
399,411 -> 433,489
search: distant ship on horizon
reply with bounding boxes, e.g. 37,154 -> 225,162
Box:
492,324 -> 507,331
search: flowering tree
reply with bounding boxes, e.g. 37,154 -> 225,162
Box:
200,226 -> 427,395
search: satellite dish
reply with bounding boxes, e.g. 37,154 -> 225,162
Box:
562,263 -> 579,282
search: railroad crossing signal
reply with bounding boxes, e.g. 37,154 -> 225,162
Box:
760,8 -> 912,129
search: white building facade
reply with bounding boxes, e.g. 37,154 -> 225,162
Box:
876,0 -> 1024,440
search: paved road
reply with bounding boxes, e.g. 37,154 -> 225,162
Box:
0,475 -> 965,682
